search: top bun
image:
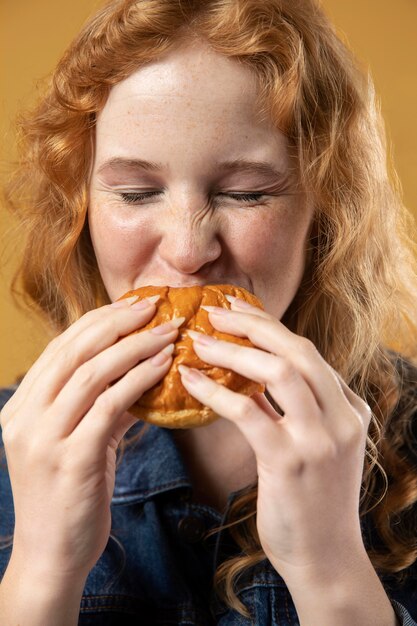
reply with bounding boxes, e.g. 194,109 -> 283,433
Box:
117,284 -> 265,428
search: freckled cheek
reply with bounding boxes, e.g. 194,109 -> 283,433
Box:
228,210 -> 312,319
88,210 -> 156,278
228,214 -> 307,274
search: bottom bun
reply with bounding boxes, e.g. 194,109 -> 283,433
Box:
127,404 -> 221,429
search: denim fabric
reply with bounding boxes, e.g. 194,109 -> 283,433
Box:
1,384 -> 416,625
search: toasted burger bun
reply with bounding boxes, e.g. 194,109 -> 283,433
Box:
117,284 -> 265,428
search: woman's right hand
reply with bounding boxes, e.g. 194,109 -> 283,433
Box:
0,296 -> 181,584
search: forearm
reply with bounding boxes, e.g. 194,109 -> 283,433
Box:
276,551 -> 400,626
0,551 -> 87,626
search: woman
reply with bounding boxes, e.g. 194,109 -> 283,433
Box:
1,0 -> 416,624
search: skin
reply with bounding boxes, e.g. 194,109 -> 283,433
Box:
1,39 -> 398,625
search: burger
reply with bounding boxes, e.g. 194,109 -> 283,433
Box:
118,284 -> 265,428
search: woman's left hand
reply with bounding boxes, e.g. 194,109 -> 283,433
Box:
178,296 -> 373,588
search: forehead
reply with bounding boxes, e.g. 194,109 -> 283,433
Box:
97,42 -> 269,147
96,41 -> 265,130
94,42 -> 291,171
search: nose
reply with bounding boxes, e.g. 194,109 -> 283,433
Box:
157,209 -> 222,275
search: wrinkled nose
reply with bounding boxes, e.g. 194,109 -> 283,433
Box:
158,212 -> 222,275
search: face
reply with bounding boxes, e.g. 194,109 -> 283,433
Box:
88,40 -> 314,319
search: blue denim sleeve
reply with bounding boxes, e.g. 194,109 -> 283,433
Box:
392,600 -> 417,625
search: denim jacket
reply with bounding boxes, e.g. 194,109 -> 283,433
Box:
1,384 -> 416,625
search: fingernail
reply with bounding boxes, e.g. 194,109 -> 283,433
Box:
200,305 -> 229,315
151,343 -> 175,366
186,329 -> 217,346
150,316 -> 186,334
131,295 -> 161,310
225,295 -> 253,309
111,295 -> 138,307
178,364 -> 204,383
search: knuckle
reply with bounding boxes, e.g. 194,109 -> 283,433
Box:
74,363 -> 97,388
204,383 -> 221,404
342,420 -> 365,447
58,345 -> 79,371
44,334 -> 61,354
296,336 -> 318,356
45,334 -> 78,369
101,316 -> 120,339
358,399 -> 372,421
236,395 -> 256,420
0,402 -> 17,441
1,420 -> 25,450
246,318 -> 260,339
93,392 -> 118,416
76,305 -> 111,330
0,421 -> 14,446
26,438 -> 52,467
81,307 -> 101,323
0,405 -> 10,430
270,358 -> 298,385
319,437 -> 339,460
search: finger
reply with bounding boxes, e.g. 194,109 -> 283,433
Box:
24,298 -> 162,406
225,294 -> 271,319
187,331 -> 321,430
178,365 -> 290,463
201,305 -> 347,416
49,325 -> 180,437
218,300 -> 371,430
10,297 -> 139,398
68,344 -> 175,454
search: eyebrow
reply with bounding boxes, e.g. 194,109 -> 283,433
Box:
96,157 -> 287,179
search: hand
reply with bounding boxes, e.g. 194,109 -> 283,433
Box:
0,296 -> 180,582
179,297 -> 372,587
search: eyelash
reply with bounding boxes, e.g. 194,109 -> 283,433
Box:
118,191 -> 265,205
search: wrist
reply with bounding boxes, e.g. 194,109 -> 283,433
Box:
272,539 -> 370,593
8,546 -> 89,594
1,549 -> 88,626
274,550 -> 398,626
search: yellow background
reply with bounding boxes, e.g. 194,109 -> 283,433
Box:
1,0 -> 416,386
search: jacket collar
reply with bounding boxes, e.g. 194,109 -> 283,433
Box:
112,421 -> 193,505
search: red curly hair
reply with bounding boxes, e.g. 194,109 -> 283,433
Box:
3,0 -> 417,617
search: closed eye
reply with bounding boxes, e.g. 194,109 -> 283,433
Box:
217,192 -> 265,203
119,191 -> 160,203
118,191 -> 265,204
